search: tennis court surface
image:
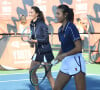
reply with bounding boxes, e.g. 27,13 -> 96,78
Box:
0,63 -> 100,90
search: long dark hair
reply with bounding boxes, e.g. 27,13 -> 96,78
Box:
57,4 -> 74,22
31,6 -> 45,22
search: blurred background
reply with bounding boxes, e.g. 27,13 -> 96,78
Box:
0,0 -> 100,90
0,0 -> 100,70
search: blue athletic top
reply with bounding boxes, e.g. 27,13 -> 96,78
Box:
58,22 -> 81,53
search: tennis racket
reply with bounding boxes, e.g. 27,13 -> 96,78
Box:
21,26 -> 32,42
30,60 -> 58,86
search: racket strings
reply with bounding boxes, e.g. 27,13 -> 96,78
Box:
30,64 -> 46,86
30,61 -> 58,86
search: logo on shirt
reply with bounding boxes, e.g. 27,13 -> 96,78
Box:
75,68 -> 77,71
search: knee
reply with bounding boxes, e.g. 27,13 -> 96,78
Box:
76,85 -> 86,90
77,87 -> 85,90
53,85 -> 61,90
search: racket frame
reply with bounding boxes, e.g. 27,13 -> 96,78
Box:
30,63 -> 53,86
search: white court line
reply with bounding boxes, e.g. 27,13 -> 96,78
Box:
0,77 -> 57,83
86,74 -> 100,76
0,73 -> 28,76
0,71 -> 58,76
0,70 -> 100,76
0,72 -> 100,76
0,79 -> 29,83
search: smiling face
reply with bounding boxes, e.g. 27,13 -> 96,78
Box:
56,8 -> 68,23
29,8 -> 38,21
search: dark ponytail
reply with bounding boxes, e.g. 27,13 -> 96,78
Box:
57,4 -> 74,22
68,8 -> 74,22
31,6 -> 45,22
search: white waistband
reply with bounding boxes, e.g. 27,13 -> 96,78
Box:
64,53 -> 82,60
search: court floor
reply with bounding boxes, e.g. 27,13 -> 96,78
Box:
0,72 -> 100,90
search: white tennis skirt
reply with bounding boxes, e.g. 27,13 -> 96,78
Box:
60,53 -> 86,76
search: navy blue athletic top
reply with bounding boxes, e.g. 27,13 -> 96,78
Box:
58,22 -> 81,53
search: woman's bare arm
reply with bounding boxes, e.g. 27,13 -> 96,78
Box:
57,40 -> 82,61
64,40 -> 82,56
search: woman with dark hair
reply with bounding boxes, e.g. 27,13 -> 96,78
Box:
29,6 -> 54,90
53,5 -> 86,90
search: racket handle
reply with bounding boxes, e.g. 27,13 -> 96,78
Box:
51,60 -> 58,65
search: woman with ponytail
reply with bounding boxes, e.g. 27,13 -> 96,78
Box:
53,4 -> 86,90
29,6 -> 54,90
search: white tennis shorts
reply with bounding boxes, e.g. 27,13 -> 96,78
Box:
60,53 -> 86,76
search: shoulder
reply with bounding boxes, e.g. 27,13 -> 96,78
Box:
41,22 -> 48,27
67,22 -> 80,38
38,21 -> 48,29
68,22 -> 78,30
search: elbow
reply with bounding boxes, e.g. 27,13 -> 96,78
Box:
75,46 -> 82,53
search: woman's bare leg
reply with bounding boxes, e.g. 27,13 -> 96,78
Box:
74,72 -> 86,90
53,71 -> 72,90
45,63 -> 55,89
29,60 -> 40,90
